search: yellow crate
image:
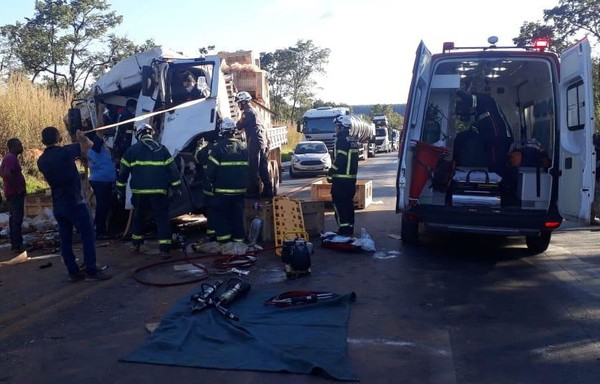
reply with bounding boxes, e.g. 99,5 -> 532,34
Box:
24,192 -> 53,217
310,180 -> 373,209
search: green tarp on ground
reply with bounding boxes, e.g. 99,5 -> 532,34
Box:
121,288 -> 358,382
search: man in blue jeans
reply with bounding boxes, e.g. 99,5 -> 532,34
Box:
0,138 -> 26,253
37,127 -> 112,282
87,129 -> 117,239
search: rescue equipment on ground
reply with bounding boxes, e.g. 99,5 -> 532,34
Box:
265,291 -> 337,307
281,237 -> 313,277
189,277 -> 251,321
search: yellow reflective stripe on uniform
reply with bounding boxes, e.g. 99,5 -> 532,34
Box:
132,234 -> 144,240
171,180 -> 182,186
129,160 -> 172,166
215,188 -> 247,193
208,156 -> 219,166
131,188 -> 168,194
158,239 -> 172,244
217,234 -> 231,241
120,158 -> 131,167
165,157 -> 174,165
332,174 -> 356,179
115,181 -> 127,187
220,161 -> 249,166
337,149 -> 348,156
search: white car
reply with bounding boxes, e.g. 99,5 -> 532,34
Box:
289,141 -> 332,178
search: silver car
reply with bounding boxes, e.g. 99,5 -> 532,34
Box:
289,141 -> 332,178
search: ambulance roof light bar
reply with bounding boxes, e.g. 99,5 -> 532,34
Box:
442,36 -> 550,53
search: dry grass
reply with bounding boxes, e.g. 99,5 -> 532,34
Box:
0,74 -> 71,192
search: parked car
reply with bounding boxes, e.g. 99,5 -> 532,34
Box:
289,141 -> 332,178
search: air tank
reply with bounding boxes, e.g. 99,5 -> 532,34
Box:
347,114 -> 375,143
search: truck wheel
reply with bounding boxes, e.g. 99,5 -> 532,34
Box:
401,215 -> 419,244
525,231 -> 551,254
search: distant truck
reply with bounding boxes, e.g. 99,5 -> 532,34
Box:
297,106 -> 374,160
67,47 -> 287,217
372,115 -> 391,153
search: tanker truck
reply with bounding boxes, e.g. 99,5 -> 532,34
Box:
66,47 -> 287,218
297,106 -> 374,160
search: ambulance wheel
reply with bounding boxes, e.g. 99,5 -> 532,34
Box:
526,232 -> 551,254
401,215 -> 419,244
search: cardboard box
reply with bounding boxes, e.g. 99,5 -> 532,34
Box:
310,180 -> 373,209
24,192 -> 53,217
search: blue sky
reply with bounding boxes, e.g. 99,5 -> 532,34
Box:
1,0 -> 562,105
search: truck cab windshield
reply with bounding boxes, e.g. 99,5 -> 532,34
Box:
304,117 -> 336,134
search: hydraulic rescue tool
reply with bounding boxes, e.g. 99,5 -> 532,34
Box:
189,277 -> 251,321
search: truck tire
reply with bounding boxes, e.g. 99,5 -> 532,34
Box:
401,215 -> 419,244
525,231 -> 551,254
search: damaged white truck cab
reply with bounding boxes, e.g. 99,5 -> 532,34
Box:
69,47 -> 286,218
396,37 -> 595,253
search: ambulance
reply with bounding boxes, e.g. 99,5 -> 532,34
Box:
396,36 -> 595,253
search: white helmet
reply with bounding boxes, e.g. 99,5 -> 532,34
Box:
220,117 -> 237,134
235,91 -> 252,103
334,115 -> 351,128
134,123 -> 154,139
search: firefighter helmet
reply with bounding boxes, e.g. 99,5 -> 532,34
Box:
134,123 -> 154,140
234,91 -> 252,103
220,117 -> 237,134
333,115 -> 351,129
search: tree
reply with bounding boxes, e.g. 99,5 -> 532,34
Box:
0,0 -> 151,97
514,0 -> 600,124
261,40 -> 330,123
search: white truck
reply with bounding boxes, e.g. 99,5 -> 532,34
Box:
297,106 -> 375,160
397,36 -> 595,254
372,115 -> 391,153
67,47 -> 287,217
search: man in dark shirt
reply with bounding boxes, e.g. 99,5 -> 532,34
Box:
235,91 -> 273,198
0,138 -> 26,252
37,127 -> 112,282
114,98 -> 137,161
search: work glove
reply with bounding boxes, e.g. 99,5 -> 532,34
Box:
326,176 -> 332,183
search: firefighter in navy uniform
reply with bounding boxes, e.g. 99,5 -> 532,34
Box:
206,118 -> 249,250
116,124 -> 182,259
193,127 -> 220,241
234,91 -> 273,199
327,115 -> 359,236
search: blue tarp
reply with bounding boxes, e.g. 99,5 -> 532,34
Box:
121,289 -> 358,381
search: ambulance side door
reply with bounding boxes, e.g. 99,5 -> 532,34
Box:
396,41 -> 432,212
558,38 -> 595,223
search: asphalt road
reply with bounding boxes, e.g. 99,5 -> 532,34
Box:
1,151 -> 600,383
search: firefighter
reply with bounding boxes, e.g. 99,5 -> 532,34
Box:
327,115 -> 359,236
234,91 -> 273,199
193,127 -> 220,241
116,124 -> 181,259
206,117 -> 249,250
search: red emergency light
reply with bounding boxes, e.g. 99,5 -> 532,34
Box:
532,37 -> 551,51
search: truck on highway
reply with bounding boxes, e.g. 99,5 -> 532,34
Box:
67,47 -> 286,217
297,106 -> 375,160
396,36 -> 595,254
372,115 -> 391,153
